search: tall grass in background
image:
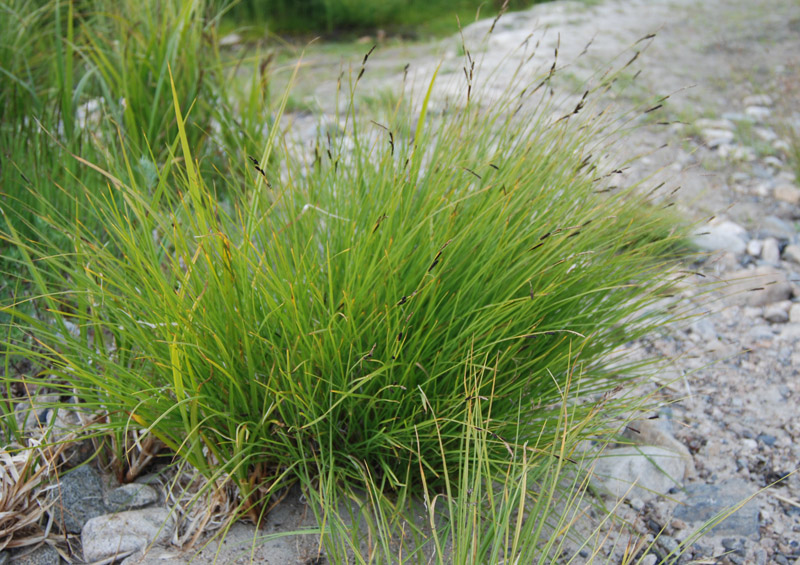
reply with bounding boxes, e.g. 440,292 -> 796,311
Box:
0,0 -> 269,254
2,0 -> 693,559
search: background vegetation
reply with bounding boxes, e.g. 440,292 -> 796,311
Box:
223,0 -> 550,38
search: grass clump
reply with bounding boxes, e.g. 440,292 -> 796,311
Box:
2,4 -> 691,560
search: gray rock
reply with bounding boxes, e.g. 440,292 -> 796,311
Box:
629,497 -> 645,511
82,508 -> 176,563
764,301 -> 792,324
592,446 -> 687,502
748,324 -> 776,340
774,184 -> 800,205
15,395 -> 59,432
14,395 -> 82,448
623,419 -> 694,477
107,483 -> 160,512
674,480 -> 759,538
639,554 -> 657,565
656,535 -> 680,556
756,433 -> 777,446
694,221 -> 748,255
784,244 -> 800,265
790,304 -> 800,323
50,464 -> 107,534
723,266 -> 793,307
756,215 -> 797,240
779,323 -> 800,341
689,318 -> 717,342
761,237 -> 781,265
120,496 -> 323,565
7,545 -> 60,565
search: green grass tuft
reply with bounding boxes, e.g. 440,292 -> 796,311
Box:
1,0 -> 695,560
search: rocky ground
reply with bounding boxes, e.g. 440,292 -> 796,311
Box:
4,0 -> 800,563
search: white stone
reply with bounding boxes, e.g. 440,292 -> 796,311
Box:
745,105 -> 772,120
693,221 -> 748,255
743,94 -> 773,107
592,446 -> 687,502
761,237 -> 781,265
789,304 -> 800,324
730,145 -> 757,161
741,438 -> 758,451
701,128 -> 735,148
746,239 -> 763,257
773,139 -> 791,153
218,33 -> 242,47
783,244 -> 800,265
82,509 -> 176,562
754,182 -> 773,197
695,118 -> 734,131
754,127 -> 777,142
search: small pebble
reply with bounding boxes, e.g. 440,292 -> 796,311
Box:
657,535 -> 680,555
741,438 -> 758,451
783,244 -> 800,265
757,434 -> 777,447
774,185 -> 800,206
761,238 -> 780,265
764,302 -> 791,324
747,239 -> 763,257
639,555 -> 657,565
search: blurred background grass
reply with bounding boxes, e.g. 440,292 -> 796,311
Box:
222,0 -> 550,39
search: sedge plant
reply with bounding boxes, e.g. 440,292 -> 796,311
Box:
1,14 -> 695,562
